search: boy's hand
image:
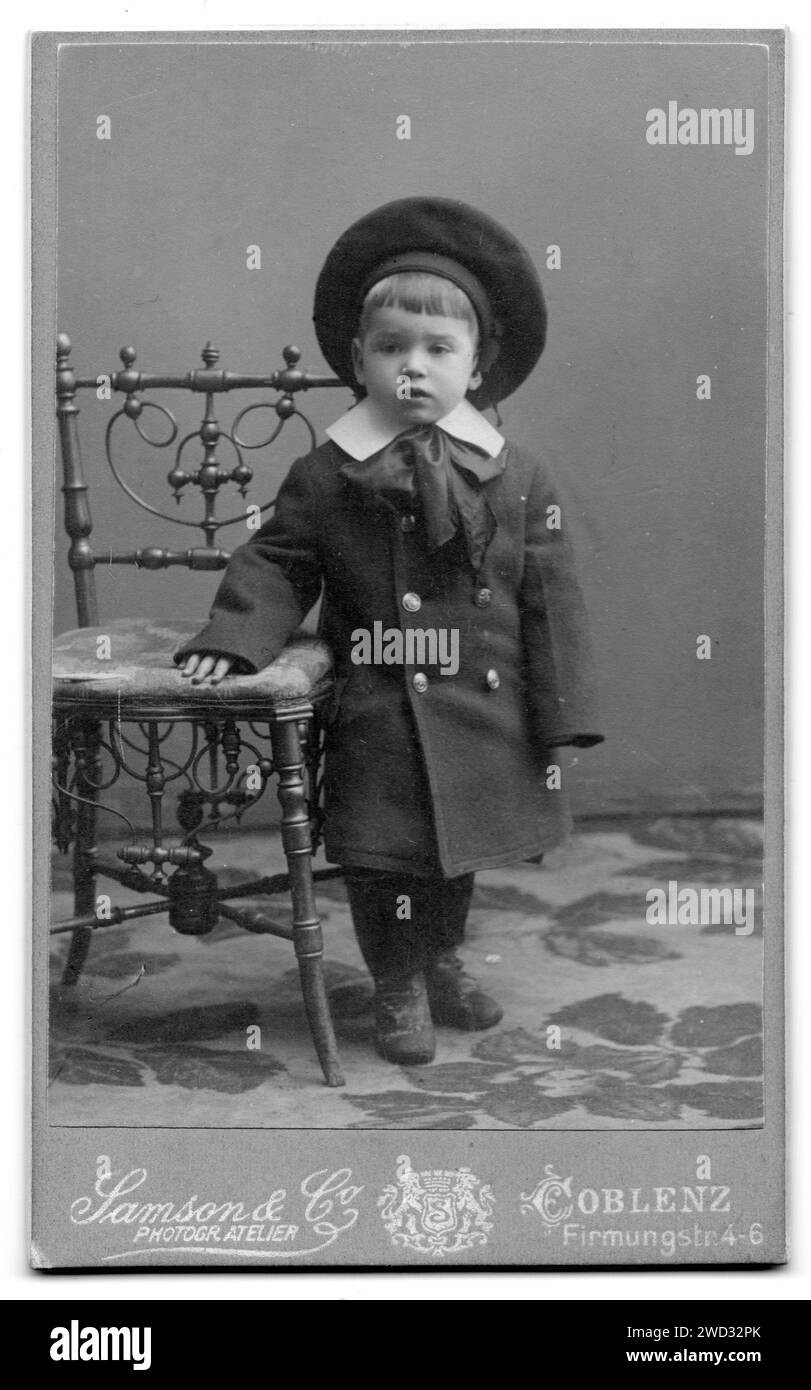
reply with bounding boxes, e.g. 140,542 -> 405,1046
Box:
180,652 -> 236,685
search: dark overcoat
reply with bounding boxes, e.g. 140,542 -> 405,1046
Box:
175,438 -> 603,878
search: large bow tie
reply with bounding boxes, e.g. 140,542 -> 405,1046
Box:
337,424 -> 504,570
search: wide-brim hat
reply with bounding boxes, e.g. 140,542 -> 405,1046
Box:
313,196 -> 546,408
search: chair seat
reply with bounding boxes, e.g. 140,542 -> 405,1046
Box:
53,617 -> 334,719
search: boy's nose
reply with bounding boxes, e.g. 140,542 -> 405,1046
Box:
400,349 -> 427,376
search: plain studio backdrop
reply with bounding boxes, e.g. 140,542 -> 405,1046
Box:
53,37 -> 769,822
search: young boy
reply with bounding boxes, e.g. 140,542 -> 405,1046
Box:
176,197 -> 603,1066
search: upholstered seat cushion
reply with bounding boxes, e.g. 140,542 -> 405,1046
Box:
53,617 -> 333,717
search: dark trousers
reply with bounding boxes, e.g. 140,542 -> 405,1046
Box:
343,869 -> 475,979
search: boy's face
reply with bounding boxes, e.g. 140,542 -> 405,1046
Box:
351,304 -> 483,430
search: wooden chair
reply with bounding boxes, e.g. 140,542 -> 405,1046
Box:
51,334 -> 346,1086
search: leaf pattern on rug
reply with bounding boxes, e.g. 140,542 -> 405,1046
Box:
619,857 -> 763,885
670,1003 -> 763,1048
545,929 -> 680,965
548,994 -> 670,1045
550,893 -> 658,930
581,1078 -> 686,1122
82,950 -> 182,980
473,1027 -> 557,1065
138,1044 -> 286,1093
106,1001 -> 261,1045
629,818 -> 763,857
701,1036 -> 763,1078
344,1090 -> 478,1124
403,1061 -> 506,1094
327,980 -> 375,1018
661,1081 -> 763,1120
49,1046 -> 146,1088
534,890 -> 686,963
479,1080 -> 578,1127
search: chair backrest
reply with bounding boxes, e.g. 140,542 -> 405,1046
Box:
55,334 -> 344,628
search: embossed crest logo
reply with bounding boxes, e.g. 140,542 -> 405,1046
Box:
379,1154 -> 495,1257
520,1164 -> 574,1226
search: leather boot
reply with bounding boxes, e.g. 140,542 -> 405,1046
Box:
425,950 -> 503,1031
417,873 -> 501,1030
344,871 -> 436,1065
372,971 -> 436,1065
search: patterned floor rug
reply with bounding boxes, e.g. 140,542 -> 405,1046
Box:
47,816 -> 764,1130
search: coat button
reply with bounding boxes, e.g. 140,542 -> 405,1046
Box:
485,668 -> 500,690
413,672 -> 429,693
402,592 -> 422,613
475,587 -> 492,608
400,514 -> 416,532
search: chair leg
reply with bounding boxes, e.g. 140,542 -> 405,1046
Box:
270,713 -> 345,1088
62,721 -> 100,987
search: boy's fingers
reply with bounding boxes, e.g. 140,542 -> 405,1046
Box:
189,654 -> 218,684
181,653 -> 235,685
209,657 -> 234,685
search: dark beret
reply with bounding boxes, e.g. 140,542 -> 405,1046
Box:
313,197 -> 547,408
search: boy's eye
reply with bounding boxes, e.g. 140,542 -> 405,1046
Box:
429,343 -> 452,354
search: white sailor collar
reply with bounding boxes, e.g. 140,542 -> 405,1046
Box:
325,397 -> 505,461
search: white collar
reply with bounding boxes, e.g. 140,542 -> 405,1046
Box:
325,397 -> 504,461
